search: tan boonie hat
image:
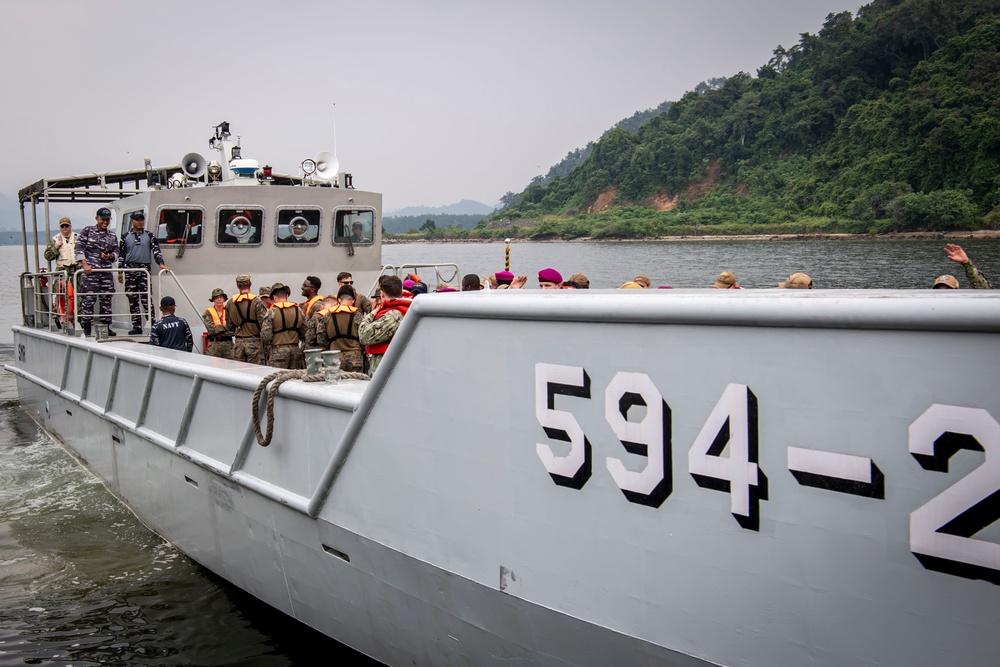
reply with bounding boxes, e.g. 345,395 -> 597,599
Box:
778,272 -> 812,289
933,274 -> 959,289
713,271 -> 737,288
209,287 -> 228,301
270,282 -> 289,293
235,273 -> 251,284
258,285 -> 272,297
620,281 -> 643,289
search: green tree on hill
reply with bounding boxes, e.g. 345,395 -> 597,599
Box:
489,0 -> 1000,238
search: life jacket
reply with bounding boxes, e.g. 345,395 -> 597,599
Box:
302,294 -> 323,315
270,301 -> 302,346
324,304 -> 361,352
227,292 -> 261,337
364,299 -> 410,356
204,306 -> 226,327
50,232 -> 78,269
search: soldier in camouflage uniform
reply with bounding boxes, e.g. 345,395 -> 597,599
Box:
258,284 -> 273,309
359,275 -> 410,377
317,285 -> 364,373
203,288 -> 235,359
118,211 -> 168,335
225,274 -> 269,365
260,283 -> 305,369
303,296 -> 329,349
944,244 -> 992,289
337,271 -> 372,313
75,207 -> 120,336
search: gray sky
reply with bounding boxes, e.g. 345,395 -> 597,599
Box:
0,0 -> 858,213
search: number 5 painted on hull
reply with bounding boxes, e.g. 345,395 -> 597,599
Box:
535,363 -> 592,489
909,404 -> 1000,584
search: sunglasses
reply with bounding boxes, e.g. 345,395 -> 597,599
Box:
341,280 -> 353,285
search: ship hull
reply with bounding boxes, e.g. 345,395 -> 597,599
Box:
10,289 -> 1000,666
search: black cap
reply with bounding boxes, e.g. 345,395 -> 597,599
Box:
130,211 -> 145,220
160,296 -> 176,307
96,207 -> 112,219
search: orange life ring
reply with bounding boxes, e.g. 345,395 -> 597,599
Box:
56,278 -> 74,323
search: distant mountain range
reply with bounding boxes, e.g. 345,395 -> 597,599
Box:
386,199 -> 495,217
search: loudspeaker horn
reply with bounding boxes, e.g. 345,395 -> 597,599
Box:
314,151 -> 340,181
181,152 -> 207,179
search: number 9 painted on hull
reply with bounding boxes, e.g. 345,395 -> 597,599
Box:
535,364 -> 672,507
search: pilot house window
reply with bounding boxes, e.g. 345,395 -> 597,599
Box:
217,208 -> 263,246
276,208 -> 320,245
333,210 -> 374,245
157,209 -> 204,246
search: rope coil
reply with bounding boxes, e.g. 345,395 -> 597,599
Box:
252,369 -> 370,446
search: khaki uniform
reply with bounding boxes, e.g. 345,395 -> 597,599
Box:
226,292 -> 268,365
261,302 -> 305,369
317,305 -> 364,373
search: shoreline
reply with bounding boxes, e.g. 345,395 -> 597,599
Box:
383,230 -> 1000,244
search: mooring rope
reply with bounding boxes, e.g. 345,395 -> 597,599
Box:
252,369 -> 370,446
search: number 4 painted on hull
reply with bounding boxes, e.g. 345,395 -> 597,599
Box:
688,383 -> 768,531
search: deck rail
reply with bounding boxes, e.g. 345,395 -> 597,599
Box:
19,267 -> 154,335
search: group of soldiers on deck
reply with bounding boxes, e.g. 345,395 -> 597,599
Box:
201,271 -> 389,375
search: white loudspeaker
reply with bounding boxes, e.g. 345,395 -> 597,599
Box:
314,151 -> 339,181
182,152 -> 207,179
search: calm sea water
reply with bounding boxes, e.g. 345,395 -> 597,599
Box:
382,236 -> 1000,290
0,237 -> 997,666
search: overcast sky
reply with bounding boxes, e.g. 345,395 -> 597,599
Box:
0,0 -> 859,214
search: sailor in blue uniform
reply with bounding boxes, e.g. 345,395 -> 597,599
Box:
75,207 -> 119,336
118,212 -> 168,334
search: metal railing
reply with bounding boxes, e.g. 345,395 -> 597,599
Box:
19,267 -> 154,336
379,263 -> 462,294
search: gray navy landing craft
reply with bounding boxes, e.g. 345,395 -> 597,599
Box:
7,123 -> 1000,666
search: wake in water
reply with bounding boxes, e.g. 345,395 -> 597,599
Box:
0,359 -> 372,666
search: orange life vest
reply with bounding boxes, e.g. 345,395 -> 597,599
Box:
302,294 -> 323,315
204,306 -> 226,327
364,299 -> 410,356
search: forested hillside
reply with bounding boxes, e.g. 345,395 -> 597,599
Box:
480,0 -> 1000,239
382,213 -> 486,234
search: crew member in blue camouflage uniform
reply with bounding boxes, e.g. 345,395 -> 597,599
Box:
118,212 -> 168,334
944,244 -> 992,289
75,207 -> 119,336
